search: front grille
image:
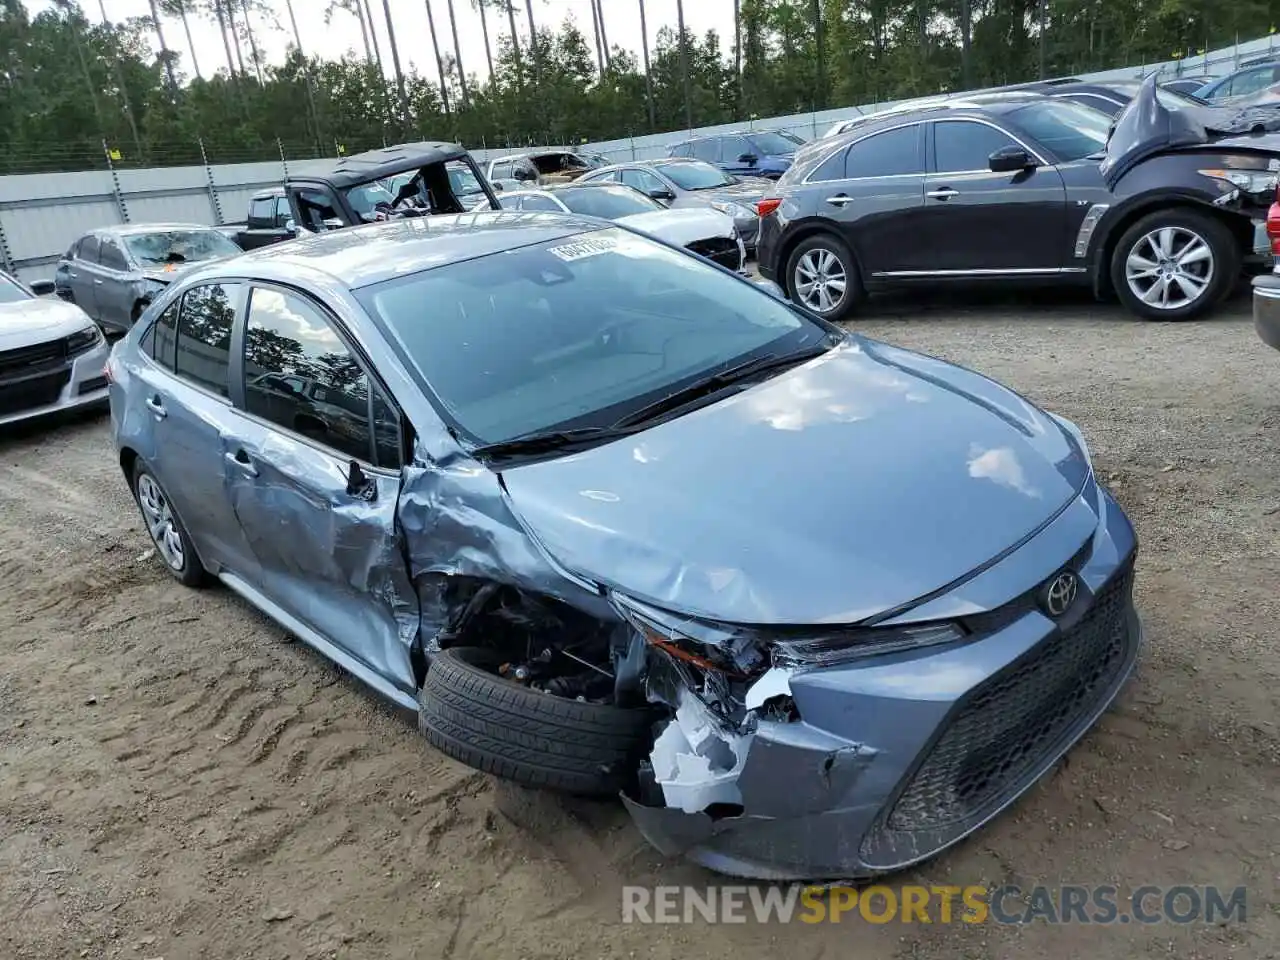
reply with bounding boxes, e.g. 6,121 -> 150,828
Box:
686,237 -> 740,270
886,561 -> 1134,832
0,337 -> 72,416
77,375 -> 109,395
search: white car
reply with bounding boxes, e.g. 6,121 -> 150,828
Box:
498,183 -> 746,273
0,270 -> 110,427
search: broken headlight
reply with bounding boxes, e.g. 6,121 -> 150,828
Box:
612,592 -> 965,672
1198,168 -> 1279,197
769,622 -> 965,667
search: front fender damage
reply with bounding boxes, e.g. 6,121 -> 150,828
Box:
393,440 -> 877,877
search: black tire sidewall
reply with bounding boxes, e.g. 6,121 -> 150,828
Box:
786,234 -> 859,321
418,646 -> 655,797
130,459 -> 206,587
1110,211 -> 1238,322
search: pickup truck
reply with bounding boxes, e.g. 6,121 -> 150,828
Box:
217,141 -> 500,246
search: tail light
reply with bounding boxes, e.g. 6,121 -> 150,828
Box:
757,197 -> 782,218
103,355 -> 117,385
1267,195 -> 1280,255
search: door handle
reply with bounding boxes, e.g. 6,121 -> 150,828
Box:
927,188 -> 959,200
825,194 -> 853,207
93,279 -> 104,285
144,396 -> 167,419
225,450 -> 258,477
69,272 -> 78,279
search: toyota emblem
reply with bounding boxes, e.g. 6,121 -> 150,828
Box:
1043,571 -> 1079,618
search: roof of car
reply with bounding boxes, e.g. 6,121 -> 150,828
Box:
300,142 -> 470,188
98,223 -> 220,236
231,212 -> 604,288
251,187 -> 286,200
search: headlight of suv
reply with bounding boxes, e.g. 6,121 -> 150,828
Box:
612,592 -> 966,672
710,200 -> 747,219
66,323 -> 104,355
1198,168 -> 1279,197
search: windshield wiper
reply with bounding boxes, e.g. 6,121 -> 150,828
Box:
470,425 -> 639,460
612,341 -> 834,430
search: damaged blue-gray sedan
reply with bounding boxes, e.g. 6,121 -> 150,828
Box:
106,212 -> 1140,881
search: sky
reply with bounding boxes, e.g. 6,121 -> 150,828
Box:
32,1 -> 739,84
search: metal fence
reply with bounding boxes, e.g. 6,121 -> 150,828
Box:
4,31 -> 1279,283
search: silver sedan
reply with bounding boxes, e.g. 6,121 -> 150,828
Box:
53,224 -> 243,332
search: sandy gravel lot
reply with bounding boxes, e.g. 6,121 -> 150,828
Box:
1,287 -> 1278,959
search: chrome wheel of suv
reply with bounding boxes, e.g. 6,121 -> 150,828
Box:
794,247 -> 848,314
1124,226 -> 1214,311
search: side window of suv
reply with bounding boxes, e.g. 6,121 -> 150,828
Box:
691,139 -> 719,163
933,120 -> 1020,173
173,282 -> 240,397
719,136 -> 752,163
845,125 -> 923,179
243,286 -> 401,468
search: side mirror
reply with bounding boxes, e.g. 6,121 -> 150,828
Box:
738,153 -> 758,165
29,279 -> 55,296
988,146 -> 1034,173
284,218 -> 298,235
492,181 -> 504,192
321,216 -> 345,231
648,188 -> 676,203
755,279 -> 787,301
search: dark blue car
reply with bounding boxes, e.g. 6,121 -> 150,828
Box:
668,130 -> 804,179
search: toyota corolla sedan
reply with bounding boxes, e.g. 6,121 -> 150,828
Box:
108,213 -> 1139,880
1,269 -> 109,427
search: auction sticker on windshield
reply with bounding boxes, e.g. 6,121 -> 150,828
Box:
548,236 -> 617,262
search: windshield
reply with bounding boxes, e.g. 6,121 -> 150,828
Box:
556,185 -> 660,219
124,229 -> 241,265
748,132 -> 801,156
357,228 -> 824,445
345,182 -> 397,219
660,161 -> 734,190
0,273 -> 30,304
1006,101 -> 1111,161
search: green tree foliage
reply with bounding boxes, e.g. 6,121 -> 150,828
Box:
2,0 -> 1278,173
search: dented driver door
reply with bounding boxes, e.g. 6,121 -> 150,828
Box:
222,284 -> 419,702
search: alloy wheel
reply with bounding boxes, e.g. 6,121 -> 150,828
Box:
1124,226 -> 1215,311
136,473 -> 185,572
794,247 -> 848,314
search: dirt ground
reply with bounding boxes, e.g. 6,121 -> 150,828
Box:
2,287 -> 1278,959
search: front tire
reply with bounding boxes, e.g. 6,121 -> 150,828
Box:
785,234 -> 861,321
131,460 -> 207,587
418,647 -> 655,797
1110,210 -> 1238,321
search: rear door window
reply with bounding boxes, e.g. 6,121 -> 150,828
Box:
691,140 -> 719,163
173,282 -> 241,397
845,125 -> 923,178
621,168 -> 667,194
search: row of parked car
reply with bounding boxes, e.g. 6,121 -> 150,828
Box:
11,58 -> 1280,431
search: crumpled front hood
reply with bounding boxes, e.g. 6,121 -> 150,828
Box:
616,207 -> 736,246
500,337 -> 1089,626
1103,74 -> 1280,187
0,297 -> 94,350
